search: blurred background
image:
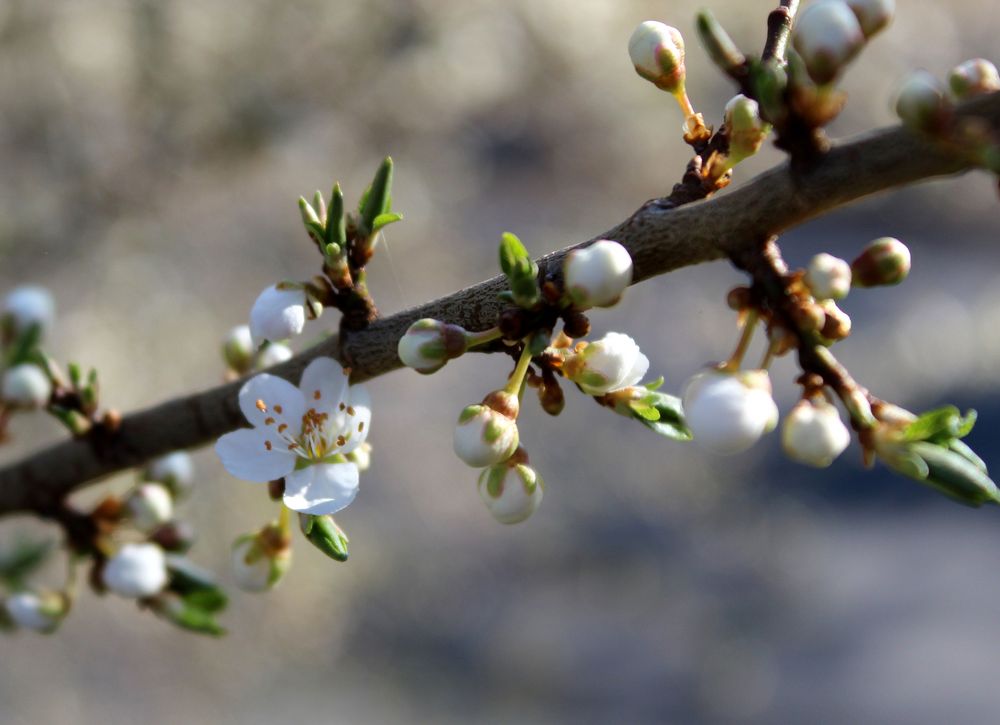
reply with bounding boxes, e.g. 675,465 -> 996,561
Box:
1,0 -> 999,722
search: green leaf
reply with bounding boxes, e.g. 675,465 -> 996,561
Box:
372,212 -> 403,232
359,157 -> 394,233
5,323 -> 42,366
0,539 -> 54,589
160,601 -> 226,637
630,403 -> 661,421
902,406 -> 977,443
634,392 -> 691,440
499,232 -> 529,277
184,589 -> 228,614
327,183 -> 347,247
909,441 -> 1000,507
948,438 -> 988,473
527,331 -> 550,357
644,377 -> 665,391
301,515 -> 349,562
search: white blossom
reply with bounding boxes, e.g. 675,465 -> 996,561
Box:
478,457 -> 543,524
103,543 -> 169,599
792,1 -> 865,84
562,332 -> 649,396
2,285 -> 55,338
215,357 -> 371,515
1,364 -> 51,408
4,591 -> 65,633
683,369 -> 779,455
125,483 -> 174,533
563,240 -> 633,309
782,399 -> 851,467
453,392 -> 519,468
249,284 -> 308,345
805,253 -> 852,300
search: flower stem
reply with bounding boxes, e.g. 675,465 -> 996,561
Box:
723,310 -> 759,372
465,326 -> 503,349
504,343 -> 535,397
277,505 -> 292,536
759,337 -> 779,371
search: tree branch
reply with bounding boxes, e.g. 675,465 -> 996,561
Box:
1,92 -> 997,518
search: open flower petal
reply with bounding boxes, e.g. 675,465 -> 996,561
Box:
283,462 -> 359,515
339,385 -> 372,454
215,428 -> 297,482
238,373 -> 306,430
299,357 -> 350,416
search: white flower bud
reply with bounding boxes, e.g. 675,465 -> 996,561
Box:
479,457 -> 544,524
804,253 -> 852,300
256,342 -> 293,369
895,70 -> 952,133
562,332 -> 650,396
145,451 -> 195,498
683,369 -> 779,455
628,21 -> 686,93
4,591 -> 67,633
845,0 -> 894,39
724,94 -> 769,163
125,483 -> 174,533
397,319 -> 468,374
347,441 -> 372,472
231,533 -> 291,593
1,364 -> 51,408
563,240 -> 633,309
851,236 -> 911,287
223,325 -> 254,372
102,543 -> 169,599
792,1 -> 865,85
949,58 -> 1000,99
453,391 -> 520,468
2,285 -> 55,338
249,284 -> 307,344
782,398 -> 851,467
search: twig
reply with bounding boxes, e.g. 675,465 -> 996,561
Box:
0,92 -> 997,518
762,0 -> 800,63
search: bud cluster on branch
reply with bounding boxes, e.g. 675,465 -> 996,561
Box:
1,0 -> 998,637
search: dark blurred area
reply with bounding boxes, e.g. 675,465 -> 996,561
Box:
1,1 -> 1000,723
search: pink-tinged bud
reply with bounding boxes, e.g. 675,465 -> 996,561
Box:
845,0 -> 894,39
397,318 -> 468,374
792,1 -> 865,85
628,21 -> 686,94
804,253 -> 852,300
851,237 -> 911,287
895,70 -> 952,134
478,450 -> 544,524
948,58 -> 1000,99
782,398 -> 851,467
563,240 -> 633,309
453,392 -> 520,468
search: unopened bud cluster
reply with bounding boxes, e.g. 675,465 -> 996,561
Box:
792,0 -> 893,85
896,58 -> 998,135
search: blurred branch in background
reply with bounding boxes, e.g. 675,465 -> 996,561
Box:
1,90 -> 997,518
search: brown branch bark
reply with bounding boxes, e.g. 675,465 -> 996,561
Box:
2,92 -> 998,518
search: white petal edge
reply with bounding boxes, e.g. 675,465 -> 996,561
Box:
215,428 -> 297,482
238,373 -> 306,430
339,385 -> 372,453
283,462 -> 359,515
299,357 -> 350,416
